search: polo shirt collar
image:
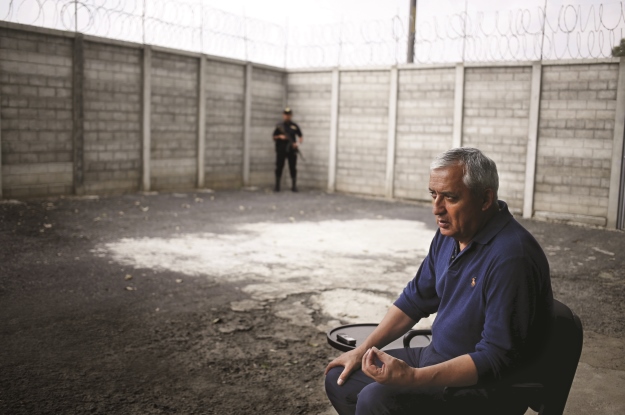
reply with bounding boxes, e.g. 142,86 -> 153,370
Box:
471,200 -> 513,246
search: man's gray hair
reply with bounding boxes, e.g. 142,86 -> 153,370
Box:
430,147 -> 499,196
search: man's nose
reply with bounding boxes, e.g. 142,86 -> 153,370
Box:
432,196 -> 445,215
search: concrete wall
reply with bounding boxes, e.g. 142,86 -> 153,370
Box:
150,51 -> 198,191
0,27 -> 74,198
535,63 -> 620,225
0,22 -> 282,199
394,67 -> 455,200
83,41 -> 142,194
1,22 -> 625,229
317,61 -> 623,228
204,59 -> 245,189
336,70 -> 390,196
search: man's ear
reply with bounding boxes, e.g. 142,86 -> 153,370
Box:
481,188 -> 495,211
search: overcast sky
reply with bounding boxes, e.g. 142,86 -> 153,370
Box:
202,0 -> 410,24
200,0 -> 614,25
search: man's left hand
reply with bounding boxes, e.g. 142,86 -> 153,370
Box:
361,347 -> 417,387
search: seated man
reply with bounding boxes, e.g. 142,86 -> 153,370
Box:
325,147 -> 554,415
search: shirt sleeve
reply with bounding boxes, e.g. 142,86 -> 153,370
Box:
272,126 -> 281,138
468,255 -> 539,382
393,233 -> 441,321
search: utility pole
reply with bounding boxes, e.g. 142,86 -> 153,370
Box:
406,0 -> 417,63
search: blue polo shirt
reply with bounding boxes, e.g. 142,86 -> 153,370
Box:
394,201 -> 553,382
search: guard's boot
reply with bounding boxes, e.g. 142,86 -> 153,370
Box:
291,177 -> 298,192
274,176 -> 281,192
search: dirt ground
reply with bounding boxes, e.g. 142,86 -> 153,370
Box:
1,188 -> 624,415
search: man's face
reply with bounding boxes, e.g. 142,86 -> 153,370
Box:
283,113 -> 292,122
428,163 -> 487,247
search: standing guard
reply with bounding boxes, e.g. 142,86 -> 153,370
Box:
272,107 -> 303,192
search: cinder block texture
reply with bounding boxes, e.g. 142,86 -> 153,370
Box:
204,59 -> 245,190
394,68 -> 455,201
83,42 -> 142,194
336,70 -> 390,196
286,71 -> 332,189
150,52 -> 198,190
249,67 -> 285,187
462,67 -> 532,212
0,28 -> 74,197
535,63 -> 619,223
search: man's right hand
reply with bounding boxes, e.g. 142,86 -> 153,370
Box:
324,347 -> 366,386
324,306 -> 416,386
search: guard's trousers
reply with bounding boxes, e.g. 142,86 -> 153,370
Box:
324,347 -> 527,415
275,142 -> 297,180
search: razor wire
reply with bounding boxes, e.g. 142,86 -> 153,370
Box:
286,2 -> 625,66
0,0 -> 287,67
410,2 -> 625,63
2,0 -> 625,68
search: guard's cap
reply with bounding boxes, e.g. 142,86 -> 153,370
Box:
283,107 -> 292,115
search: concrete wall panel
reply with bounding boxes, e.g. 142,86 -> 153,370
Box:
535,63 -> 619,225
336,70 -> 390,196
150,51 -> 198,191
0,28 -> 74,198
394,67 -> 455,201
83,41 -> 142,194
204,59 -> 246,189
286,71 -> 332,189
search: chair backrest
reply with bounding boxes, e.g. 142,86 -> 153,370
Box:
530,299 -> 584,415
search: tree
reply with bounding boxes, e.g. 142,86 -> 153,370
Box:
612,38 -> 625,57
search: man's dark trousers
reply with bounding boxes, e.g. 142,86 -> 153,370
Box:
275,141 -> 297,187
325,347 -> 526,415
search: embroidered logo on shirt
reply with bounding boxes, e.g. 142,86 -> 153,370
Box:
290,125 -> 297,129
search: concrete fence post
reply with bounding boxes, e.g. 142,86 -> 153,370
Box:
327,68 -> 340,192
523,62 -> 543,219
243,62 -> 252,186
197,55 -> 206,188
141,46 -> 152,192
73,33 -> 85,195
385,66 -> 399,199
607,57 -> 625,229
452,63 -> 465,149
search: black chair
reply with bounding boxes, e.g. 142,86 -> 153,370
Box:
327,299 -> 583,415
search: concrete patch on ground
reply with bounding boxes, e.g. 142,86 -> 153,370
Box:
312,289 -> 393,324
311,288 -> 436,329
230,299 -> 266,312
274,300 -> 315,327
94,219 -> 434,328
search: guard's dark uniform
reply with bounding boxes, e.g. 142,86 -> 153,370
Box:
273,117 -> 302,192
